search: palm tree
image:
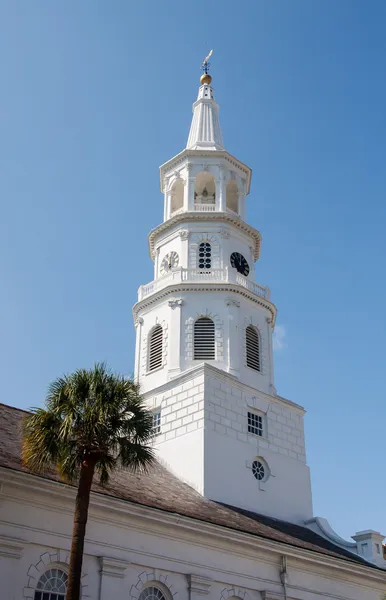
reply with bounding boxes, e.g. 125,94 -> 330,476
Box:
22,362 -> 155,600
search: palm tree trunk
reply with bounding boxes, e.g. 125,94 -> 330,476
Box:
66,456 -> 96,600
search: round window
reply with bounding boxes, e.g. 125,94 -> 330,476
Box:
252,460 -> 265,481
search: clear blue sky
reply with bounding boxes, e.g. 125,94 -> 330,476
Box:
0,1 -> 385,541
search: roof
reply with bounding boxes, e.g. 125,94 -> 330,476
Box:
0,402 -> 373,568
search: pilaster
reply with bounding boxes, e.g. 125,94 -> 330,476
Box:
99,557 -> 127,598
225,297 -> 240,376
187,574 -> 212,600
168,299 -> 184,377
134,318 -> 144,382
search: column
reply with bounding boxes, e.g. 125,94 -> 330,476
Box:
164,192 -> 172,221
226,298 -> 240,377
179,229 -> 190,269
266,317 -> 276,394
134,318 -> 144,383
219,169 -> 227,212
238,193 -> 246,219
99,557 -> 127,599
168,299 -> 184,377
188,176 -> 195,211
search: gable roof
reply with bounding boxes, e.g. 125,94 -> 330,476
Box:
0,402 -> 372,568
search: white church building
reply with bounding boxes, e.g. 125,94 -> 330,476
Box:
1,66 -> 385,600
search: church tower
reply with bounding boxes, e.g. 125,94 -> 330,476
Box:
133,62 -> 313,524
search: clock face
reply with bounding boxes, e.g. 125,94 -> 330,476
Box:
160,251 -> 179,275
230,252 -> 250,276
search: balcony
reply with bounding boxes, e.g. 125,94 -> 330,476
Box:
137,267 -> 270,302
170,204 -> 240,217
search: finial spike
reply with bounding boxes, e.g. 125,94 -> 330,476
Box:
202,49 -> 213,74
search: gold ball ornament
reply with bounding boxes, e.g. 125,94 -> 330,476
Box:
200,73 -> 212,85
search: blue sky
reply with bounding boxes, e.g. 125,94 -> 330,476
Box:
0,1 -> 385,541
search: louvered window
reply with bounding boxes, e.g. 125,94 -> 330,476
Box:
246,325 -> 260,371
148,325 -> 163,371
194,317 -> 215,360
198,242 -> 211,269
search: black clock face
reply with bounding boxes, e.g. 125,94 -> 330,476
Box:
230,252 -> 250,276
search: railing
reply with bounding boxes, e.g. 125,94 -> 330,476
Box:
170,205 -> 240,216
138,268 -> 270,302
194,203 -> 216,212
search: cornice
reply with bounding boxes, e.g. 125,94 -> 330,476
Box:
132,282 -> 276,326
147,213 -> 261,261
141,363 -> 305,415
0,534 -> 25,559
159,149 -> 252,194
2,468 -> 385,586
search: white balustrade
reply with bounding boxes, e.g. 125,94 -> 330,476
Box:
138,267 -> 270,301
194,203 -> 216,212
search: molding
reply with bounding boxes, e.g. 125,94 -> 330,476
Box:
3,466 -> 386,588
159,149 -> 252,194
148,212 -> 261,261
0,534 -> 24,559
99,556 -> 128,578
225,297 -> 240,308
133,282 -> 276,327
220,586 -> 250,600
141,363 -> 306,414
168,299 -> 184,309
130,569 -> 177,600
187,574 -> 212,595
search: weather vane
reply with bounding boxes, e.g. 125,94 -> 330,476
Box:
201,49 -> 213,74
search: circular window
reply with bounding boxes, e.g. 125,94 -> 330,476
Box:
138,587 -> 168,600
252,460 -> 265,481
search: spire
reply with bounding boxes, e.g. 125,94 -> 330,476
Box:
186,52 -> 224,151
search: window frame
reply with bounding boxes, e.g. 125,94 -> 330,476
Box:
245,324 -> 261,372
194,316 -> 216,361
198,241 -> 212,270
247,411 -> 264,437
34,568 -> 68,600
152,410 -> 161,436
148,324 -> 164,373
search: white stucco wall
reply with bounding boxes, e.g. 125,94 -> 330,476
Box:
1,468 -> 385,600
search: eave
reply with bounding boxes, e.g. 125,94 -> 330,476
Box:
159,149 -> 252,195
132,282 -> 277,327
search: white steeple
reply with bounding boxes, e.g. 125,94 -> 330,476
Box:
133,60 -> 314,527
186,71 -> 224,151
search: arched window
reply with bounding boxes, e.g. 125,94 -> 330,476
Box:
149,325 -> 163,371
198,242 -> 211,269
194,317 -> 215,360
246,325 -> 260,371
170,179 -> 184,214
139,586 -> 168,600
34,568 -> 68,600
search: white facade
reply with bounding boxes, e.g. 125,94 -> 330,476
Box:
1,469 -> 386,600
1,69 -> 386,600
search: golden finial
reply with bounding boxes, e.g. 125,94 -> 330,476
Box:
200,49 -> 213,85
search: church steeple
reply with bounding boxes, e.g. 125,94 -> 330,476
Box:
133,60 -> 313,526
186,54 -> 224,151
